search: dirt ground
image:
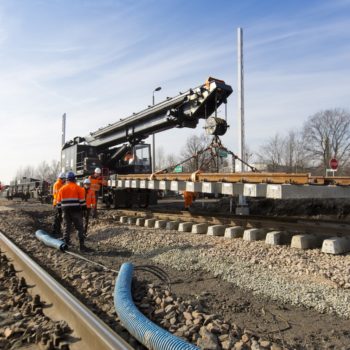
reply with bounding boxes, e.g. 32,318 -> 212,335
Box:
0,199 -> 350,349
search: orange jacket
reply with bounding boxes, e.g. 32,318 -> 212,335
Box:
57,182 -> 86,209
89,175 -> 102,192
184,191 -> 196,208
84,188 -> 96,208
52,178 -> 65,206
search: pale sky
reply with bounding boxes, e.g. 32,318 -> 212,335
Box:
0,0 -> 349,184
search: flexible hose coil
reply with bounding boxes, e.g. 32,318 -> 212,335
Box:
114,262 -> 198,350
35,229 -> 67,251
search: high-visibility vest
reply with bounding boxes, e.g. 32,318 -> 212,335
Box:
52,179 -> 65,206
88,175 -> 102,192
84,188 -> 96,208
57,182 -> 86,209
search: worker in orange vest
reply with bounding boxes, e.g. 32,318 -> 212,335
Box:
57,171 -> 87,251
183,191 -> 196,211
88,167 -> 104,218
82,178 -> 96,236
51,172 -> 66,236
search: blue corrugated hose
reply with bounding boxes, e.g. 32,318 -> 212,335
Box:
35,229 -> 67,251
114,262 -> 199,350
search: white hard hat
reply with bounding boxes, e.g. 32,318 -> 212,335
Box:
94,167 -> 101,174
83,178 -> 91,185
58,172 -> 66,179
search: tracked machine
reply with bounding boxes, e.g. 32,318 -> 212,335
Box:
61,77 -> 233,208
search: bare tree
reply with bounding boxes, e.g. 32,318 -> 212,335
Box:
46,160 -> 61,183
14,159 -> 60,183
15,165 -> 36,180
283,130 -> 309,172
181,133 -> 216,172
256,133 -> 285,172
303,109 -> 350,173
35,161 -> 50,180
257,131 -> 310,173
155,146 -> 166,171
165,154 -> 178,169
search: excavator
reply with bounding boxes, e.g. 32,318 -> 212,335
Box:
61,77 -> 233,207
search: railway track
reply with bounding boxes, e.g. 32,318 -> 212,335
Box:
115,208 -> 350,237
1,202 -> 350,349
0,230 -> 132,350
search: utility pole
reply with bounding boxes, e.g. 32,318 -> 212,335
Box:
61,113 -> 66,147
236,27 -> 249,215
61,113 -> 66,170
152,87 -> 161,171
237,27 -> 245,172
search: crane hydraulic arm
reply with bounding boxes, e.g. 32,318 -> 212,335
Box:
61,77 -> 232,176
84,77 -> 232,149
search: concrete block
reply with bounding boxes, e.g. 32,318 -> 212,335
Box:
136,218 -> 145,226
220,183 -> 244,196
166,221 -> 179,230
155,220 -> 167,229
124,180 -> 131,188
144,218 -> 156,228
140,180 -> 147,189
170,181 -> 186,192
266,184 -> 350,199
291,234 -> 323,249
120,216 -> 128,224
131,180 -> 139,188
207,225 -> 226,236
201,182 -> 218,194
322,237 -> 350,255
243,184 -> 267,197
147,180 -> 159,190
185,182 -> 202,192
192,223 -> 208,234
265,231 -> 292,245
159,181 -> 170,190
178,222 -> 193,232
127,217 -> 137,225
243,228 -> 267,241
224,226 -> 244,239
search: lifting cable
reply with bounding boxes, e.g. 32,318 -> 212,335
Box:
158,135 -> 260,174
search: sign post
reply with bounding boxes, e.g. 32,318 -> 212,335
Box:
326,158 -> 338,177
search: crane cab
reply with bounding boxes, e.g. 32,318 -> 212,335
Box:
61,142 -> 152,177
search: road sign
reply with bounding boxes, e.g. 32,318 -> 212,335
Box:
174,165 -> 183,173
329,158 -> 338,170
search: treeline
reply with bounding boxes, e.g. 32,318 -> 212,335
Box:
156,108 -> 350,175
15,160 -> 61,183
256,109 -> 350,174
14,108 -> 350,181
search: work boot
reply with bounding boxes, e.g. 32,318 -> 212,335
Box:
59,237 -> 70,246
79,242 -> 92,252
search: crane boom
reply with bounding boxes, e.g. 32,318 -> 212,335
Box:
61,77 -> 232,176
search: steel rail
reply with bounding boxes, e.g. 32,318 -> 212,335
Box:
116,172 -> 350,185
116,209 -> 350,237
0,230 -> 132,350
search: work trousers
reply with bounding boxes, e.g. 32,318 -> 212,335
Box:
92,192 -> 99,218
52,206 -> 62,236
62,207 -> 85,245
83,208 -> 91,235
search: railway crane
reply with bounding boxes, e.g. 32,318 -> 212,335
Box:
61,77 -> 233,207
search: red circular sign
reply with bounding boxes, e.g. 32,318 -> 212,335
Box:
330,158 -> 338,170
